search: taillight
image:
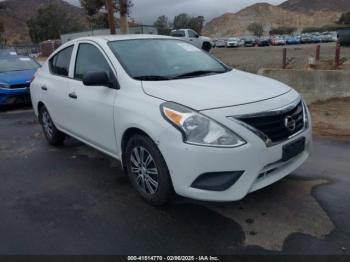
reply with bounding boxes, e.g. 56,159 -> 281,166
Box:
31,76 -> 35,83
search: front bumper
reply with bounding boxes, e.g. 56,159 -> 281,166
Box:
158,126 -> 311,201
156,93 -> 312,202
0,88 -> 30,105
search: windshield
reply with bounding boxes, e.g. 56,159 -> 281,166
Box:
108,39 -> 230,80
0,57 -> 40,73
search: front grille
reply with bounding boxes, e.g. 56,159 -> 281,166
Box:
238,101 -> 304,144
10,83 -> 30,89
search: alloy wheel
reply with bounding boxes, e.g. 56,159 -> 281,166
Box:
130,146 -> 159,195
42,110 -> 54,138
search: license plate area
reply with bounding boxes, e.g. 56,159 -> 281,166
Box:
282,137 -> 306,162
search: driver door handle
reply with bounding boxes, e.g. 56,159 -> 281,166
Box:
68,92 -> 78,99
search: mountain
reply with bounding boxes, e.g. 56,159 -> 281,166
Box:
202,3 -> 342,38
279,0 -> 350,13
0,0 -> 88,44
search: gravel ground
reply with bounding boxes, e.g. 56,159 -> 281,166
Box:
310,97 -> 350,141
211,43 -> 350,73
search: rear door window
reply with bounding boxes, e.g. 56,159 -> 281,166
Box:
170,30 -> 185,37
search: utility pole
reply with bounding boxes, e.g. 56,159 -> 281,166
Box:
119,0 -> 129,34
106,0 -> 116,35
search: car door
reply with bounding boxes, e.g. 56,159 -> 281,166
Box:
188,29 -> 202,48
65,41 -> 118,155
42,45 -> 74,128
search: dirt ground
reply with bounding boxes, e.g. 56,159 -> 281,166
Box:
212,43 -> 350,73
310,97 -> 350,141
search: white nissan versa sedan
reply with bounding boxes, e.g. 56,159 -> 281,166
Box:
30,35 -> 312,205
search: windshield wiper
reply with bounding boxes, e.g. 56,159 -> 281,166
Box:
133,69 -> 230,81
173,70 -> 228,79
134,75 -> 171,81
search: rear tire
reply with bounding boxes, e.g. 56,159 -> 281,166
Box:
39,106 -> 65,146
125,134 -> 173,206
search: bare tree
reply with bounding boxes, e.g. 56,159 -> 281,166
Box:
80,0 -> 133,32
173,13 -> 205,33
0,21 -> 5,44
247,22 -> 264,37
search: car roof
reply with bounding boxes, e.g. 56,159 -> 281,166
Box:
59,34 -> 175,51
73,34 -> 173,43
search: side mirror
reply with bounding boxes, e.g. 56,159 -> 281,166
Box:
195,34 -> 199,38
83,71 -> 119,89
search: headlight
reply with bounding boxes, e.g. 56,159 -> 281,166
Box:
160,102 -> 246,148
302,100 -> 310,129
0,83 -> 10,89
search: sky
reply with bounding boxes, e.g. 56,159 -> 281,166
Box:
65,0 -> 286,25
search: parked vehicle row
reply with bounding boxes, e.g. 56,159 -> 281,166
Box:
213,31 -> 338,48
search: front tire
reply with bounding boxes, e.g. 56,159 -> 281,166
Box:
125,135 -> 173,206
39,106 -> 65,146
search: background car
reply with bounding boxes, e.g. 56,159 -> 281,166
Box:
320,33 -> 333,43
0,55 -> 40,105
271,36 -> 286,46
215,38 -> 227,48
300,34 -> 313,44
311,33 -> 322,43
330,31 -> 338,42
286,36 -> 300,45
242,37 -> 256,47
170,29 -> 213,52
226,37 -> 242,48
256,37 -> 270,47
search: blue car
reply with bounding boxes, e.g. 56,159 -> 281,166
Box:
286,36 -> 300,45
0,55 -> 40,105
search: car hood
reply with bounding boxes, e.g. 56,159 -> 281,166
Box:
142,70 -> 292,111
0,69 -> 37,85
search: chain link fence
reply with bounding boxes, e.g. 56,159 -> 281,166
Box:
0,44 -> 40,57
211,43 -> 350,73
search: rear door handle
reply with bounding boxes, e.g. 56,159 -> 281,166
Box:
41,86 -> 47,91
68,92 -> 78,99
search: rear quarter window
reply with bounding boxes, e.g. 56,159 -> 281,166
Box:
170,31 -> 185,37
49,46 -> 73,77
